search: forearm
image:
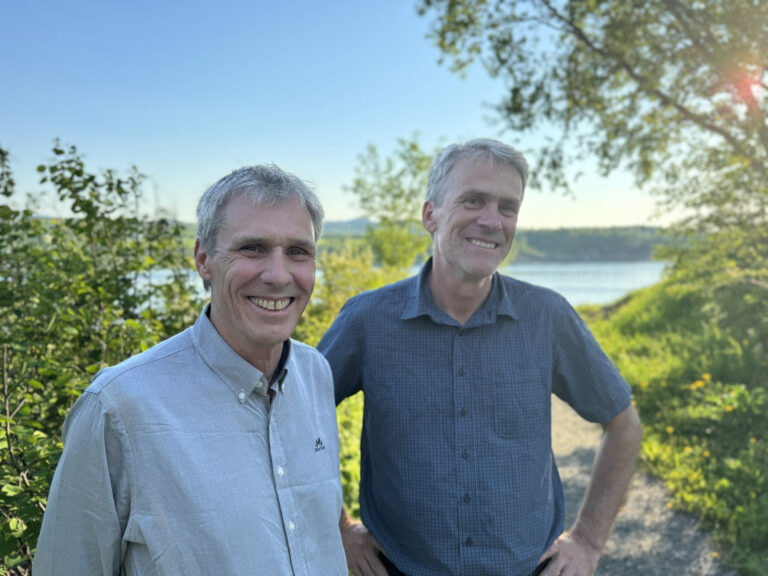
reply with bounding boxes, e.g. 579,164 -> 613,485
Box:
570,404 -> 643,553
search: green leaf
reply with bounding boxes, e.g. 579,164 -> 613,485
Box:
1,485 -> 24,497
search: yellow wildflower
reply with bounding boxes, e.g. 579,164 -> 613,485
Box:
684,446 -> 692,453
703,450 -> 711,458
666,426 -> 674,434
725,405 -> 734,412
661,381 -> 667,387
750,437 -> 756,444
640,381 -> 649,390
712,551 -> 719,559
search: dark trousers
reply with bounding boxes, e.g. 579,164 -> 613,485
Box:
379,554 -> 551,576
379,553 -> 405,575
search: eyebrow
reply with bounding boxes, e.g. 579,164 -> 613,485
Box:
230,235 -> 317,251
458,189 -> 521,209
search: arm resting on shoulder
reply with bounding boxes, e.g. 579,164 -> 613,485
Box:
540,404 -> 643,576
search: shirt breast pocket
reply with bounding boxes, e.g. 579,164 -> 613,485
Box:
493,367 -> 548,440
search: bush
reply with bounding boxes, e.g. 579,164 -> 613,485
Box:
0,144 -> 202,574
587,273 -> 767,575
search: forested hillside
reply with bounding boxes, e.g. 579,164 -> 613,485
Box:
320,220 -> 671,262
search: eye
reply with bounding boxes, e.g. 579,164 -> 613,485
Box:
499,201 -> 519,216
464,195 -> 484,208
287,246 -> 315,260
240,244 -> 266,256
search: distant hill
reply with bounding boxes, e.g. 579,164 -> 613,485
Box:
181,219 -> 673,262
322,221 -> 673,262
323,217 -> 370,236
514,226 -> 672,262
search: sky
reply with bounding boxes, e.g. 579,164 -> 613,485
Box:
1,0 -> 670,229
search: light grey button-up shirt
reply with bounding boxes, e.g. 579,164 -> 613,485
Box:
33,308 -> 347,576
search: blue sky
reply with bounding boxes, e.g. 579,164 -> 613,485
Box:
1,0 -> 666,228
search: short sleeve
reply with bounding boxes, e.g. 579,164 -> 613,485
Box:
318,298 -> 364,404
552,303 -> 632,423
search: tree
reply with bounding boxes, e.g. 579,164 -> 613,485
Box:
345,136 -> 433,270
416,0 -> 767,225
0,144 -> 202,574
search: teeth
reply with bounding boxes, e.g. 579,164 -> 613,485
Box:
470,239 -> 496,249
249,297 -> 291,311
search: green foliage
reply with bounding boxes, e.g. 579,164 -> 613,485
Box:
587,275 -> 767,575
0,143 -> 202,574
346,137 -> 433,269
417,0 -> 768,200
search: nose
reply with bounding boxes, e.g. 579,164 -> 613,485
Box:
260,251 -> 292,285
476,204 -> 503,230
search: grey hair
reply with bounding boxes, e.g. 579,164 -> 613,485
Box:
426,138 -> 529,207
196,164 -> 324,290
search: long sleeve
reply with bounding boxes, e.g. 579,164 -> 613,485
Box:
33,390 -> 131,576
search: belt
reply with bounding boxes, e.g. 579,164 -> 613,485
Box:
379,554 -> 552,576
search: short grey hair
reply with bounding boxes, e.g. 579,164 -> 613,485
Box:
426,138 -> 529,207
196,164 -> 324,290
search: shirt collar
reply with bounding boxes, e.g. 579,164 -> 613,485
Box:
190,305 -> 291,401
402,258 -> 519,325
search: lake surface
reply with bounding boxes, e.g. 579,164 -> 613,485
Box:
501,261 -> 667,306
153,261 -> 668,309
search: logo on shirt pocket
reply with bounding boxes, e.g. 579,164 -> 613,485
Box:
314,437 -> 326,452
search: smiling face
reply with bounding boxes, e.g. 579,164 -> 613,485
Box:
194,195 -> 316,369
423,158 -> 524,286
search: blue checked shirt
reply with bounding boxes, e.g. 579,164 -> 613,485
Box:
319,260 -> 631,576
34,307 -> 347,576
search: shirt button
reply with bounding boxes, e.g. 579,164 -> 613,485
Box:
277,466 -> 285,477
463,493 -> 471,503
458,368 -> 465,376
462,450 -> 469,459
288,521 -> 295,532
237,391 -> 246,401
460,407 -> 467,417
465,537 -> 473,547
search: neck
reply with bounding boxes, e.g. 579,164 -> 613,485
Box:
248,344 -> 285,383
427,263 -> 493,326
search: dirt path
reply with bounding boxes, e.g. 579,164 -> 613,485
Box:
552,397 -> 737,575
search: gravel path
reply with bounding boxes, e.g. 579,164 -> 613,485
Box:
552,397 -> 737,575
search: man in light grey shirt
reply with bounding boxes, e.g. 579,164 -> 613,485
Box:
33,165 -> 348,575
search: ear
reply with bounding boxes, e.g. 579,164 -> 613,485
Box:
194,238 -> 213,282
422,201 -> 438,235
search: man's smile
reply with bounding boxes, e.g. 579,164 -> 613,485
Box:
247,296 -> 292,311
468,238 -> 499,250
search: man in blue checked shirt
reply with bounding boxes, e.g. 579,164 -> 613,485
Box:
319,139 -> 643,576
34,165 -> 348,575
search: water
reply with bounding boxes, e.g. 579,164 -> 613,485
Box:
501,261 -> 667,306
149,261 -> 667,309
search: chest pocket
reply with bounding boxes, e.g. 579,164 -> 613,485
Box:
493,367 -> 548,440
